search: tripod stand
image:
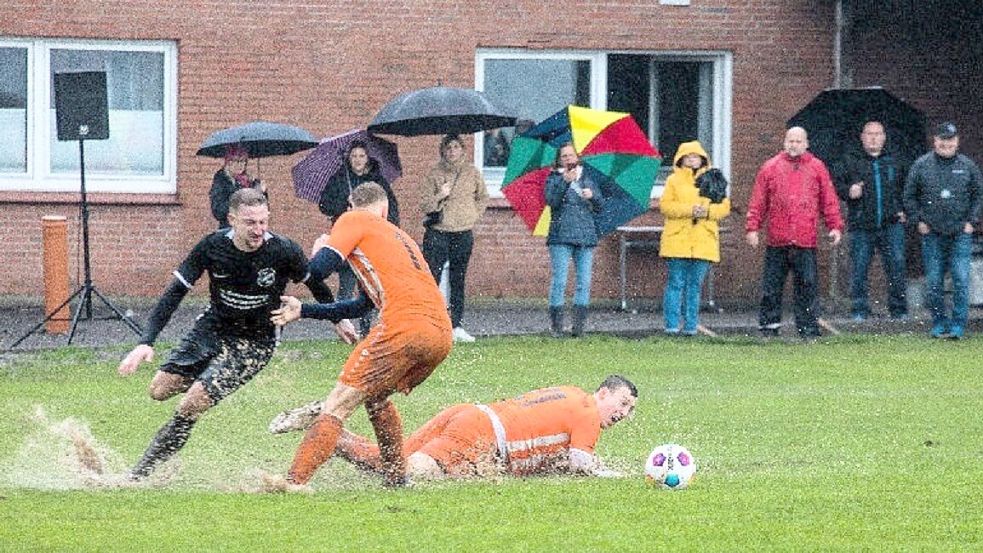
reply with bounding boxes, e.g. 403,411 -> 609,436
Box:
8,127 -> 143,348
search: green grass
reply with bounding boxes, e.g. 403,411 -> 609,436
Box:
1,334 -> 982,551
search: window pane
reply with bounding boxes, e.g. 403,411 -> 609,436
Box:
481,58 -> 591,167
0,47 -> 28,173
49,49 -> 164,175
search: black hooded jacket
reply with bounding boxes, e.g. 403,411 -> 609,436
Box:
317,161 -> 400,225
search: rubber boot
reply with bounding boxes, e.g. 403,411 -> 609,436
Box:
571,305 -> 588,337
549,306 -> 564,338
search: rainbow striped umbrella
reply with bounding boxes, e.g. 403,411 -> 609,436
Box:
502,105 -> 661,236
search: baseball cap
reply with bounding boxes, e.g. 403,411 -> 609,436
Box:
934,122 -> 958,139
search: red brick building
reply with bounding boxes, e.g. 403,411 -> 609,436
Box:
1,1 -> 980,308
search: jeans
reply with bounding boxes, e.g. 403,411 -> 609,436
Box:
422,228 -> 474,328
548,244 -> 595,307
759,246 -> 820,337
849,223 -> 908,317
663,258 -> 710,333
921,232 -> 972,328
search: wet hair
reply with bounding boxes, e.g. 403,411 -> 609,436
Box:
440,134 -> 464,159
598,374 -> 638,398
224,144 -> 248,161
350,181 -> 388,208
229,187 -> 267,212
553,142 -> 577,168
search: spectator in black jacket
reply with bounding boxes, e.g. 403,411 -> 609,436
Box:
317,141 -> 400,337
903,122 -> 983,339
835,121 -> 909,321
209,145 -> 265,229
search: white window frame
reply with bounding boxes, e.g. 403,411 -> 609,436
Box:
475,48 -> 732,199
0,37 -> 178,194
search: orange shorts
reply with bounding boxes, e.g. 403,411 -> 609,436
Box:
339,314 -> 451,397
414,404 -> 501,477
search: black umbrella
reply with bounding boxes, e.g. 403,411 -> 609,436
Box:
368,86 -> 517,136
196,120 -> 319,158
787,87 -> 926,167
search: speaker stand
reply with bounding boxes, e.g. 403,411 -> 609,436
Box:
7,132 -> 143,349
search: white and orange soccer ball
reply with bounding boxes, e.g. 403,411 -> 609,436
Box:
644,443 -> 696,489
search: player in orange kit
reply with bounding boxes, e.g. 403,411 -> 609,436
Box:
272,375 -> 637,480
268,182 -> 452,489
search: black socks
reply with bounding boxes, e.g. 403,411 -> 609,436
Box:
130,413 -> 197,479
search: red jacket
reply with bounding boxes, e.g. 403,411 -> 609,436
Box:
745,151 -> 843,248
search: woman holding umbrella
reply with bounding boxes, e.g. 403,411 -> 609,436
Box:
209,145 -> 265,228
420,134 -> 489,343
545,143 -> 606,338
318,141 -> 400,337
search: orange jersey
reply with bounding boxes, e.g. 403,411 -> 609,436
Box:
326,210 -> 448,323
489,386 -> 601,475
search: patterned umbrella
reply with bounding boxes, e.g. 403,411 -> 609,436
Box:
291,129 -> 401,203
502,105 -> 662,236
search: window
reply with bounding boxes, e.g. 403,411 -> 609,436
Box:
476,50 -> 732,197
0,38 -> 177,194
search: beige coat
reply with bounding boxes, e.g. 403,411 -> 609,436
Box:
420,159 -> 489,232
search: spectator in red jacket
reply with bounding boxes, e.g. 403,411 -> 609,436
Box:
745,126 -> 844,338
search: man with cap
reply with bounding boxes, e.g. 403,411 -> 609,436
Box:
903,122 -> 983,339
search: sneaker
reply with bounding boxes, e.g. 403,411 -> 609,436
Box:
929,323 -> 948,339
948,325 -> 964,340
664,328 -> 680,336
890,313 -> 910,321
452,327 -> 476,343
268,399 -> 323,434
851,313 -> 867,323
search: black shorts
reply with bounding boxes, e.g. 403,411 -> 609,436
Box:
160,316 -> 276,403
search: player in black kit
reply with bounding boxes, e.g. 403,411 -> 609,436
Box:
117,188 -> 357,480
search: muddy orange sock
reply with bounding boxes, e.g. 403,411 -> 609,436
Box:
288,414 -> 342,485
336,429 -> 383,473
368,401 -> 405,485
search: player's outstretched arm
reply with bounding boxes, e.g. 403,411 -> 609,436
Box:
271,296 -> 303,326
118,344 -> 154,376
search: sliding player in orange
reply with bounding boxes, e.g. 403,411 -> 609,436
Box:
272,375 -> 637,480
269,182 -> 452,488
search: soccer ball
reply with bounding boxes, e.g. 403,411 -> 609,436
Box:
644,443 -> 696,489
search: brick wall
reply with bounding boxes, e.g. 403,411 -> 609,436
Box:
0,0 -> 840,306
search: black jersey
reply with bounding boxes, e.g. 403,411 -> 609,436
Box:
172,229 -> 309,337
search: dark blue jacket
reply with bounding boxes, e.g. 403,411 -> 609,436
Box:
544,166 -> 606,247
835,149 -> 906,230
903,152 -> 983,236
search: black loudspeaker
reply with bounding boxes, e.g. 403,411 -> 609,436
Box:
54,71 -> 109,141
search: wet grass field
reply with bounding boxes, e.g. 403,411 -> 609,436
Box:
1,334 -> 982,551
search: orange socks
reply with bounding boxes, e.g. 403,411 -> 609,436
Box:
368,401 -> 405,486
288,414 -> 342,485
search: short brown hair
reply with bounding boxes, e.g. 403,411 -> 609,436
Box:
350,182 -> 388,208
229,188 -> 267,212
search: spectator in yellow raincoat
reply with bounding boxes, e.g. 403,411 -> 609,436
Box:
659,141 -> 731,335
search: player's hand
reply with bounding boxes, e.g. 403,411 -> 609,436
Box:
333,319 -> 358,345
311,233 -> 331,257
271,296 -> 302,326
918,221 -> 931,235
118,344 -> 154,376
745,231 -> 760,248
897,211 -> 907,224
848,182 -> 863,199
829,228 -> 842,246
580,187 -> 593,200
965,222 -> 975,234
692,204 -> 708,218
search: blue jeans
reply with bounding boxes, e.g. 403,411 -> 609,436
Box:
549,244 -> 594,307
921,232 -> 972,328
663,258 -> 710,333
849,223 -> 908,317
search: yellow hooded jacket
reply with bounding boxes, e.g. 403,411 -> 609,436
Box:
658,140 -> 731,262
